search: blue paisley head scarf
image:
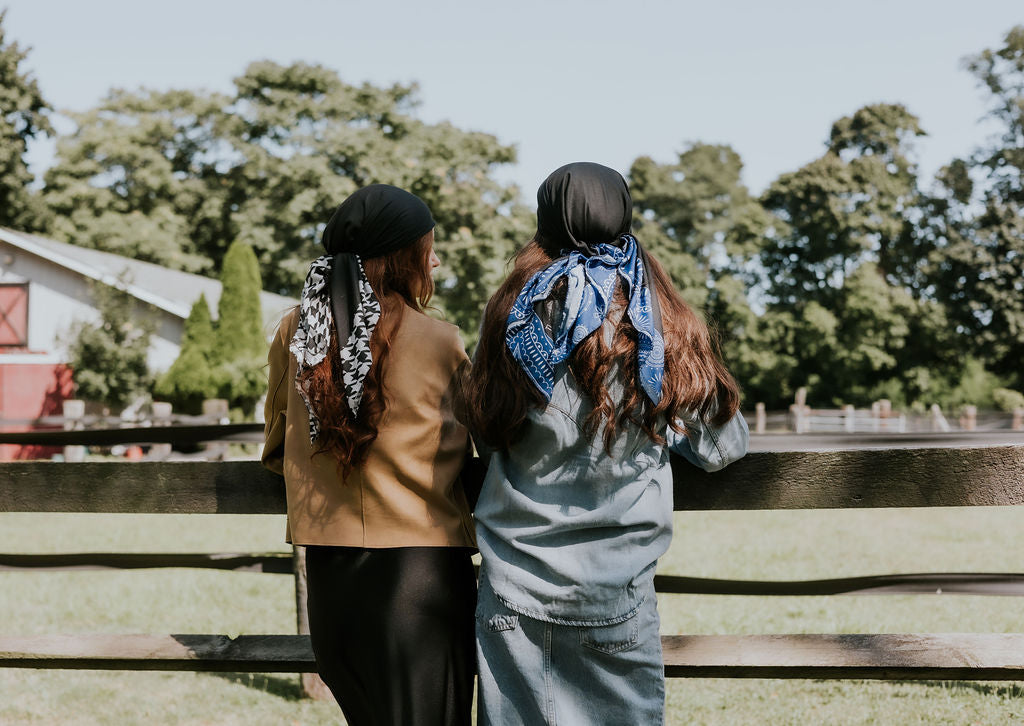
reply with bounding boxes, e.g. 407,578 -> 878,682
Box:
506,163 -> 665,403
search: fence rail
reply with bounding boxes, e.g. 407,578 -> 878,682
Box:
5,633 -> 1024,681
4,552 -> 1020,596
0,423 -> 264,447
3,446 -> 1022,515
2,446 -> 1024,682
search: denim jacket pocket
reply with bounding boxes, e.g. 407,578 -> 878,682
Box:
578,612 -> 640,654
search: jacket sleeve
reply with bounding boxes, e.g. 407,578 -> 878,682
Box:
440,325 -> 485,504
668,410 -> 749,473
261,321 -> 291,476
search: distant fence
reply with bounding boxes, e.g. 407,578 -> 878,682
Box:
752,395 -> 1024,435
5,394 -> 1022,461
0,399 -> 261,462
2,445 -> 1024,687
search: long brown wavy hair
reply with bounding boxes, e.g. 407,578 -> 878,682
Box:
463,238 -> 741,453
298,231 -> 435,478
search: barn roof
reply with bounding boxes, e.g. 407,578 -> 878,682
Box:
0,227 -> 296,328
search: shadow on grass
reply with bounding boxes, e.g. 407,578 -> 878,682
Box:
885,680 -> 1024,698
206,671 -> 307,700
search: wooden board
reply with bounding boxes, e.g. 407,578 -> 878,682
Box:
0,462 -> 286,514
662,633 -> 1024,679
3,552 -> 1020,596
671,445 -> 1024,510
4,633 -> 1024,680
0,634 -> 315,672
653,572 -> 1024,596
0,424 -> 264,447
0,552 -> 293,573
4,446 -> 1024,514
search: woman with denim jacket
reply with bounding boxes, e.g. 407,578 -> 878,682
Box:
462,162 -> 749,725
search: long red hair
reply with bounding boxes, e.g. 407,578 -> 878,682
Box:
298,232 -> 435,478
463,239 -> 741,452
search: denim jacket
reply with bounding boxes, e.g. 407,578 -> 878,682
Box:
474,359 -> 749,626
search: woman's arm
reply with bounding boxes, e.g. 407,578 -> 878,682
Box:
261,323 -> 290,475
667,411 -> 749,472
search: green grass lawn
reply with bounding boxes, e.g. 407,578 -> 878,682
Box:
1,508 -> 1022,725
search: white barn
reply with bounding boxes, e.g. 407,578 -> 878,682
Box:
0,227 -> 297,372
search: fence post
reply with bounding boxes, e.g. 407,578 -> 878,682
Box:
961,405 -> 977,432
755,403 -> 766,434
843,404 -> 855,433
790,388 -> 808,434
62,399 -> 85,463
201,399 -> 229,460
930,404 -> 950,432
292,545 -> 332,700
878,399 -> 892,431
150,402 -> 173,459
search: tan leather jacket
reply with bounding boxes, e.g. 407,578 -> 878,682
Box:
262,306 -> 475,548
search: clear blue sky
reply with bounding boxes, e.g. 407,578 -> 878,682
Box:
5,0 -> 1022,202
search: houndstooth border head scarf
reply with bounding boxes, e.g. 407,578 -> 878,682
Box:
289,254 -> 381,442
288,184 -> 434,444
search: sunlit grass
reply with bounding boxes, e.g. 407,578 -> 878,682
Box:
0,508 -> 1022,724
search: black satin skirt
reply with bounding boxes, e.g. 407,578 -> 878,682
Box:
304,545 -> 477,726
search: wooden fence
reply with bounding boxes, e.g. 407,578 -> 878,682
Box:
2,444 -> 1024,682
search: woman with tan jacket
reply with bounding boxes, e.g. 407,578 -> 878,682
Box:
261,185 -> 476,726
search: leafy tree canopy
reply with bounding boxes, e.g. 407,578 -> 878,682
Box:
945,25 -> 1024,387
0,10 -> 51,231
42,61 -> 532,344
63,283 -> 153,409
154,294 -> 217,413
213,240 -> 267,412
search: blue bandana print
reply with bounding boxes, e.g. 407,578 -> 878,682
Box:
505,234 -> 665,403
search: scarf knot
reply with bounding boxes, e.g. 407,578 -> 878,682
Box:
289,254 -> 381,442
505,234 -> 665,404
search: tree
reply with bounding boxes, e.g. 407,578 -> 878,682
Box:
64,283 -> 153,409
629,144 -> 780,403
153,294 -> 218,413
930,26 -> 1024,390
155,242 -> 267,415
221,61 -> 532,341
214,241 -> 265,361
42,61 -> 532,344
761,104 -> 925,308
752,104 -> 966,407
42,88 -> 226,272
993,387 -> 1024,412
0,10 -> 52,231
630,144 -> 772,293
212,240 -> 267,412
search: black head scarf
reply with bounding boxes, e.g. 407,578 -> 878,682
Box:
290,185 -> 434,439
536,162 -> 632,255
322,183 -> 435,258
322,184 -> 434,345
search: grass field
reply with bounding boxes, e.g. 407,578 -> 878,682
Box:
1,507 -> 1023,725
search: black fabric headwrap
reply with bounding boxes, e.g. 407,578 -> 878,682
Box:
322,183 -> 435,258
533,161 -> 662,336
321,184 -> 434,348
536,162 -> 633,255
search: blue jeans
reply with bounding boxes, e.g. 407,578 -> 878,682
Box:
475,577 -> 665,726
